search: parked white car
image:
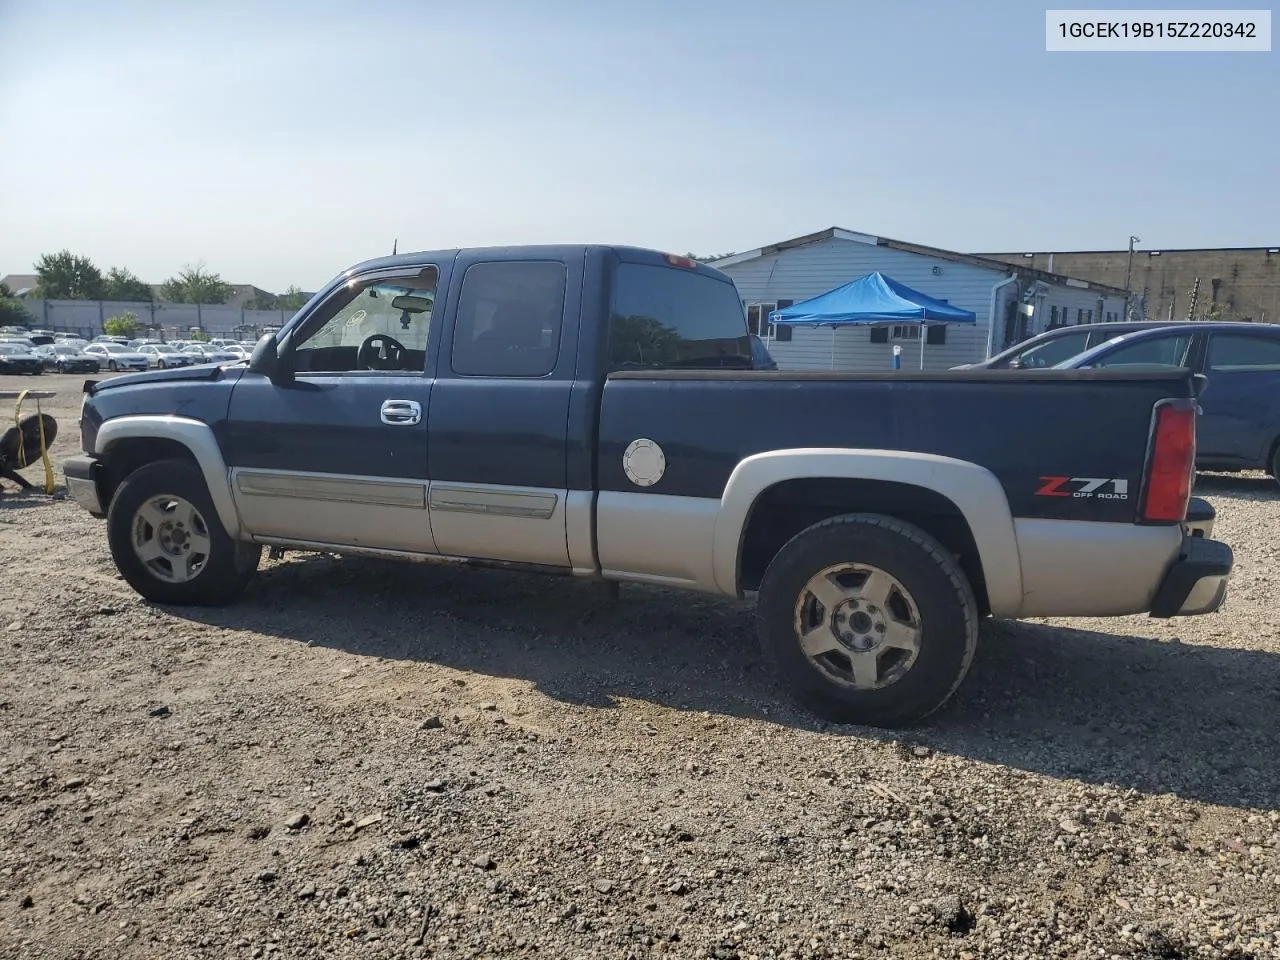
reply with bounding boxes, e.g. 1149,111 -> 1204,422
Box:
84,342 -> 149,372
139,344 -> 198,369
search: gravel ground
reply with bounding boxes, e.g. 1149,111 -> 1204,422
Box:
2,372 -> 1278,960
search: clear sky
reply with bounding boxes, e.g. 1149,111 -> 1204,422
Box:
1,0 -> 1276,292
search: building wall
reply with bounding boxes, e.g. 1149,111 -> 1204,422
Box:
715,237 -> 1126,370
979,248 -> 1280,324
9,299 -> 295,338
717,238 -> 1006,370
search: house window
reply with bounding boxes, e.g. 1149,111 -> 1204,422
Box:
1050,305 -> 1059,326
1086,309 -> 1093,323
746,300 -> 796,340
1077,308 -> 1084,324
745,302 -> 775,337
891,324 -> 921,341
772,300 -> 793,341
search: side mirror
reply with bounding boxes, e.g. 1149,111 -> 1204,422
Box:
248,334 -> 289,383
1007,359 -> 1023,369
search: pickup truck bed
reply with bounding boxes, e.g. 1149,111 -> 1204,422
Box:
62,243 -> 1233,728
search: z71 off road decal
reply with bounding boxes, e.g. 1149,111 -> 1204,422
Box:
1036,477 -> 1130,500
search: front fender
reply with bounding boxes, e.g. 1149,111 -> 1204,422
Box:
711,448 -> 1024,616
95,415 -> 242,538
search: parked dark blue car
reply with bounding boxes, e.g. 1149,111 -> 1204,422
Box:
1057,321 -> 1280,485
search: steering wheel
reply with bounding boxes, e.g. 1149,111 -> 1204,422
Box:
357,334 -> 406,371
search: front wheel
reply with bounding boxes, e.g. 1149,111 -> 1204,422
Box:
107,459 -> 261,605
108,360 -> 118,372
158,359 -> 167,369
1271,443 -> 1280,489
56,362 -> 65,373
756,513 -> 978,728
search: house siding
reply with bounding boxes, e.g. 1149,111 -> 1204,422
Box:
717,237 -> 1129,371
716,238 -> 1006,371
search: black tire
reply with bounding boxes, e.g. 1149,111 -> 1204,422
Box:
107,458 -> 261,605
158,360 -> 166,369
1271,442 -> 1280,489
56,362 -> 65,374
108,360 -> 118,372
756,513 -> 978,728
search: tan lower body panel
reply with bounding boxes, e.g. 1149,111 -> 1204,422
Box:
1013,518 -> 1183,617
595,491 -> 722,593
428,481 -> 570,567
232,468 -> 435,554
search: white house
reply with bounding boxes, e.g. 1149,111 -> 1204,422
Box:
710,227 -> 1129,371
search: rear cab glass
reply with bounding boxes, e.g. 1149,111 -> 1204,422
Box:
607,259 -> 751,371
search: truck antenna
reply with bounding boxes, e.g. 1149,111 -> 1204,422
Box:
392,238 -> 398,255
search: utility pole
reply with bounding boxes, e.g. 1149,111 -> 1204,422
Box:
1123,235 -> 1140,318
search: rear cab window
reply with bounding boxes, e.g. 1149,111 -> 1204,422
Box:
607,259 -> 751,371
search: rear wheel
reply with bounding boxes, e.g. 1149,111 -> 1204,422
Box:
756,513 -> 978,728
107,459 -> 261,605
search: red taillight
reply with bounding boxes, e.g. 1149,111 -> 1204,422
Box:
663,253 -> 698,269
1141,401 -> 1196,522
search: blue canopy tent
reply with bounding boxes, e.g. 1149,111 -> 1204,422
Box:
768,271 -> 977,370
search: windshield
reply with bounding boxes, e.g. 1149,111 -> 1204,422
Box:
0,344 -> 31,355
152,345 -> 178,352
1002,330 -> 1091,368
101,344 -> 131,353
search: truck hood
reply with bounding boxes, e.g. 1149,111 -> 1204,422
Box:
87,362 -> 247,394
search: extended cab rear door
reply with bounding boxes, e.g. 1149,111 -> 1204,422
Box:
424,249 -> 585,567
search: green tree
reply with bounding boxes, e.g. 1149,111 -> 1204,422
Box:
34,250 -> 104,299
278,285 -> 308,310
188,328 -> 211,342
103,312 -> 141,338
102,267 -> 154,302
160,263 -> 233,304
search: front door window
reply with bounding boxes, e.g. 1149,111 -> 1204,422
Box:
290,267 -> 438,374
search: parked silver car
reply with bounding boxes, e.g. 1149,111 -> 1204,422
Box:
139,344 -> 198,369
84,342 -> 149,372
181,344 -> 241,364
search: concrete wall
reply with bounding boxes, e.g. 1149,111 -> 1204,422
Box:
10,299 -> 296,338
980,248 -> 1280,324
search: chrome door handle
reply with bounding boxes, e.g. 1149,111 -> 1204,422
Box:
380,399 -> 422,425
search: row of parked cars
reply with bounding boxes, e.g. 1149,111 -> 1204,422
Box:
956,320 -> 1280,484
0,331 -> 256,375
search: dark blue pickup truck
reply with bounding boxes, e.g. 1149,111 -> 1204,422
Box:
63,245 -> 1233,727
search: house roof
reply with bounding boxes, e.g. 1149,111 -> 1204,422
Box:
709,227 -> 1129,297
0,274 -> 38,297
